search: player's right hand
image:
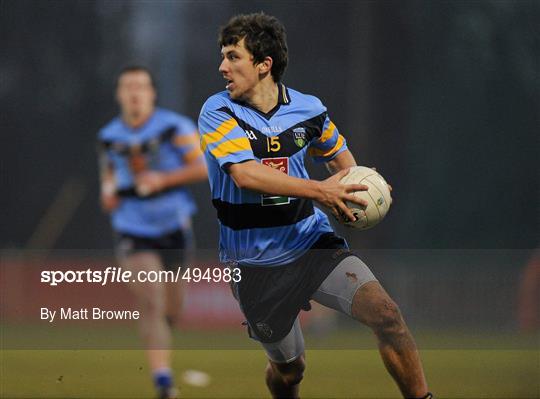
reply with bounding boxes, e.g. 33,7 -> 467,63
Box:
100,192 -> 120,212
316,168 -> 369,222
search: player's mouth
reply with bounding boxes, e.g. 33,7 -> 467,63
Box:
225,79 -> 234,91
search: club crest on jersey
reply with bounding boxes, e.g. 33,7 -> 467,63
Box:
261,157 -> 290,206
293,127 -> 307,148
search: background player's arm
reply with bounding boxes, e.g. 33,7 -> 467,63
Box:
135,129 -> 208,194
98,149 -> 120,212
135,157 -> 207,194
228,160 -> 367,222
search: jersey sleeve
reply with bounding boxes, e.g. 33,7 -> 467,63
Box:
307,114 -> 348,163
198,108 -> 255,170
171,117 -> 204,163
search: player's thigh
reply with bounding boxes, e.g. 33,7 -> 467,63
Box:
311,255 -> 377,316
165,279 -> 185,320
258,317 -> 305,364
158,228 -> 190,317
160,226 -> 194,271
119,251 -> 166,304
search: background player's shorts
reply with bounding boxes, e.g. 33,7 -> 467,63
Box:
231,233 -> 354,344
114,227 -> 194,270
261,255 -> 377,363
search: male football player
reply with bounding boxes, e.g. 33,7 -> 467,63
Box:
98,66 -> 207,398
199,13 -> 431,399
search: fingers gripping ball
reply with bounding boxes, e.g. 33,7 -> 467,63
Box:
339,166 -> 392,229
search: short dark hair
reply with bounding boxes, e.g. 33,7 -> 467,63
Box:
116,65 -> 156,88
219,13 -> 288,82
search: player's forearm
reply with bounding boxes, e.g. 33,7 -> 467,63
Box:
162,161 -> 208,188
98,166 -> 120,211
229,161 -> 323,200
98,152 -> 116,193
325,150 -> 357,174
99,168 -> 116,194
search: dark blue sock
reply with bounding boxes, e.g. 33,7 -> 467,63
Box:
154,369 -> 173,389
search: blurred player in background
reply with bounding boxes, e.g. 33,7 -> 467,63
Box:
98,66 -> 207,399
199,13 -> 432,399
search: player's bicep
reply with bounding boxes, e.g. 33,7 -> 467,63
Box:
173,129 -> 204,164
307,118 -> 347,161
198,110 -> 255,170
308,117 -> 348,163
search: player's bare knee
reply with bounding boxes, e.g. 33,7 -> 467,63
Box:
352,283 -> 405,332
282,369 -> 304,386
139,288 -> 165,315
272,357 -> 305,386
370,298 -> 406,337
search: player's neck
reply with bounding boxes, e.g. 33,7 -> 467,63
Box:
246,80 -> 279,114
122,107 -> 154,129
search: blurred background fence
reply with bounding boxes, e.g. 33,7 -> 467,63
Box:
1,0 -> 539,335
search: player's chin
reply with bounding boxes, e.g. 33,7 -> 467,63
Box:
228,89 -> 240,100
228,87 -> 245,100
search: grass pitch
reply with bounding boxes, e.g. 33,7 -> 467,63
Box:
1,327 -> 538,398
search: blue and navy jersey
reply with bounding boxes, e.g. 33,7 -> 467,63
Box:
198,84 -> 348,266
98,107 -> 202,237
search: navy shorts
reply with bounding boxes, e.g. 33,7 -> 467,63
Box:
114,228 -> 192,270
231,232 -> 354,343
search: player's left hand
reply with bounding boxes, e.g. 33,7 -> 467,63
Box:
135,171 -> 167,196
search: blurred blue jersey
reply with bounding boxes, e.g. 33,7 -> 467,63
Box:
198,84 -> 348,266
98,107 -> 201,237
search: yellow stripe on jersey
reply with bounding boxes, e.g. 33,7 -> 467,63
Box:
308,134 -> 345,158
210,137 -> 251,159
319,121 -> 336,143
174,132 -> 199,148
201,118 -> 238,151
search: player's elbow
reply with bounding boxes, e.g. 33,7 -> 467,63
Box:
231,172 -> 250,189
197,161 -> 208,180
228,164 -> 252,189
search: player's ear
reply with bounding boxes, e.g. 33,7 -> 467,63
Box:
258,56 -> 273,75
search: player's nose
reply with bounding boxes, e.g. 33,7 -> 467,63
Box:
219,58 -> 229,73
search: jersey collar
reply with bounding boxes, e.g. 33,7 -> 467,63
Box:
232,83 -> 291,120
277,83 -> 291,105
